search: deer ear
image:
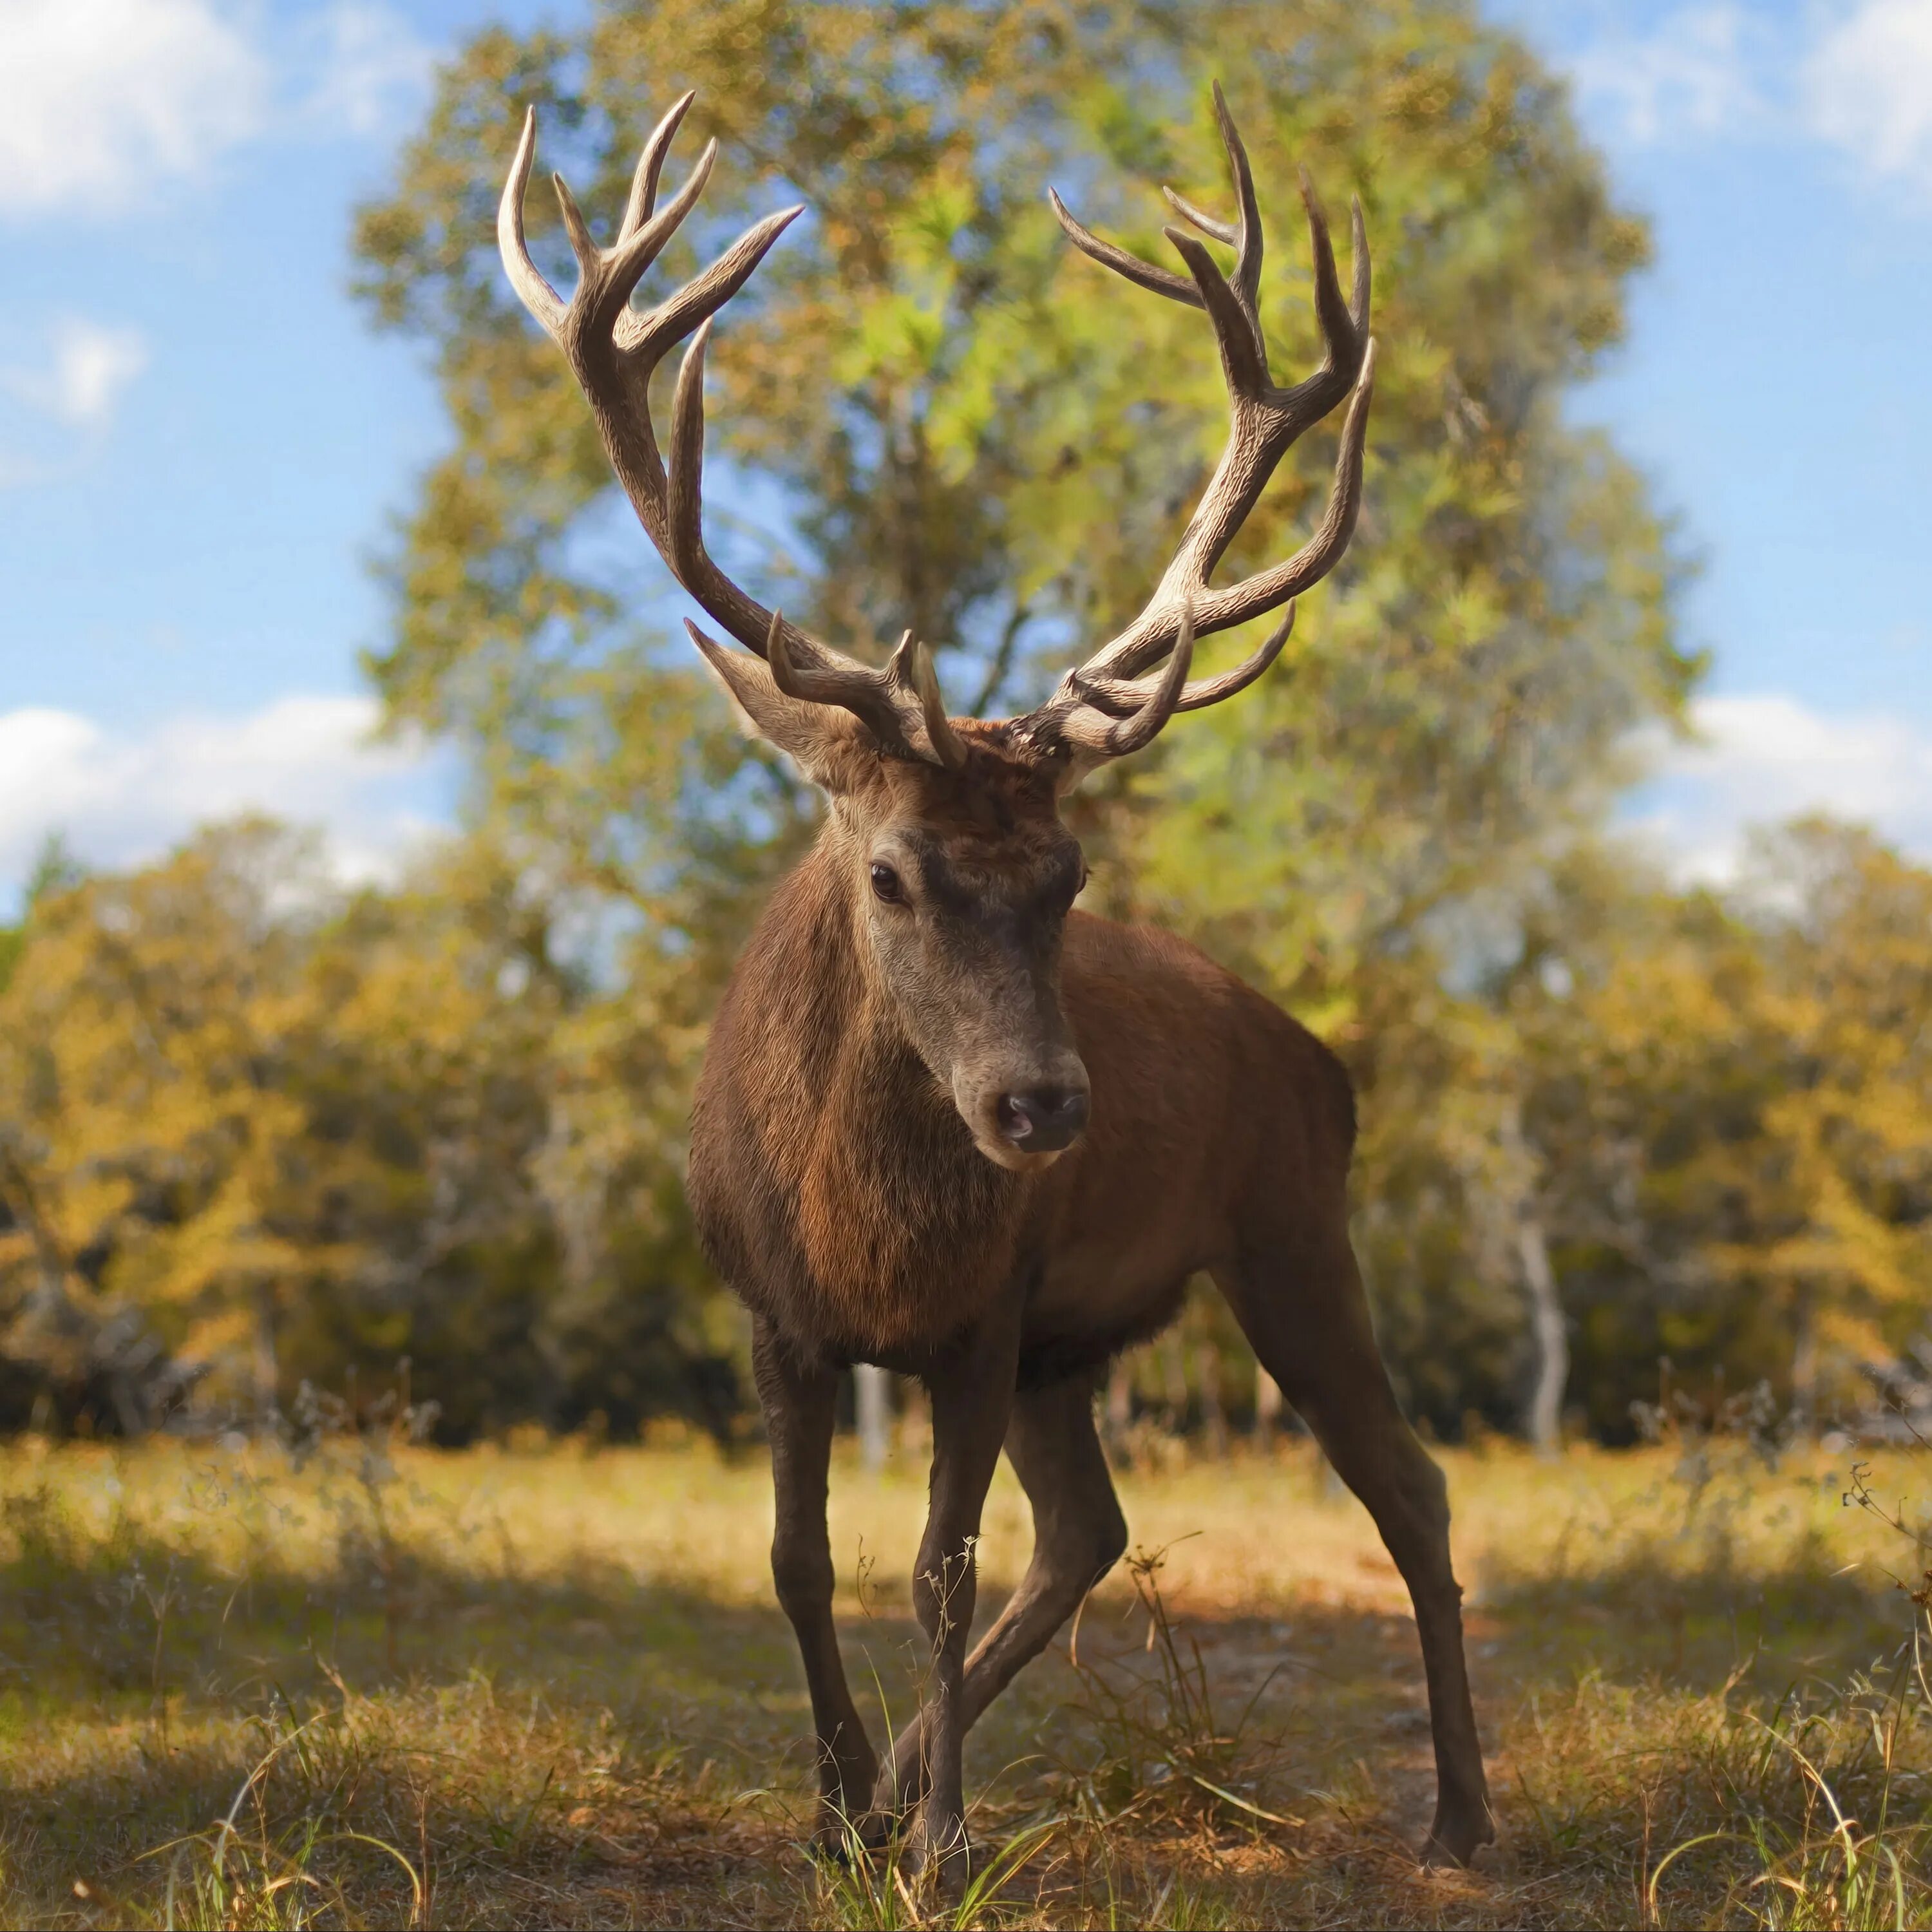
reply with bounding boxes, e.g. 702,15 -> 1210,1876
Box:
688,622 -> 871,790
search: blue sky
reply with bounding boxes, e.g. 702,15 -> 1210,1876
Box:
1492,0 -> 1932,875
1,0 -> 1929,909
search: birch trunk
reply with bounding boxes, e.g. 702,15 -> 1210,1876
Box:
1255,1364 -> 1284,1445
1518,1216 -> 1567,1456
855,1362 -> 893,1470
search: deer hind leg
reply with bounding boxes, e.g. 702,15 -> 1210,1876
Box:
1214,1222 -> 1493,1867
750,1318 -> 878,1846
873,1371 -> 1128,1815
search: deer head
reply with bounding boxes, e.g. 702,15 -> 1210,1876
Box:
499,86 -> 1374,1170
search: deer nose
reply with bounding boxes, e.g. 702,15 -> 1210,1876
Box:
996,1086 -> 1090,1153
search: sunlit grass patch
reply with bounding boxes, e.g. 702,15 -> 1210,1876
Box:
3,1426 -> 1932,1926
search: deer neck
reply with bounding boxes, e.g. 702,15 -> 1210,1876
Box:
752,828 -> 1027,1353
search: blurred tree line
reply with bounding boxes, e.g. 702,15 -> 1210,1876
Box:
3,0 -> 1928,1444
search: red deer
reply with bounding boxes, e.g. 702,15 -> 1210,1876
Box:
499,84 -> 1492,1876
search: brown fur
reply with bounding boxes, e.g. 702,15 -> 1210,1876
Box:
692,854 -> 1345,1368
687,735 -> 1493,1876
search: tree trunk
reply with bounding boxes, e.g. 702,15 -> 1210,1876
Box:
855,1363 -> 893,1470
1518,1216 -> 1567,1457
1255,1364 -> 1284,1446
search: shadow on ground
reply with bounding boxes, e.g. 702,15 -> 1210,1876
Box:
1,1468 -> 1918,1928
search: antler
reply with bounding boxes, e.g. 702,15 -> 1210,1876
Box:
1012,83 -> 1375,761
498,96 -> 965,769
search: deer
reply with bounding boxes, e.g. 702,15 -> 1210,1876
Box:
498,82 -> 1493,1879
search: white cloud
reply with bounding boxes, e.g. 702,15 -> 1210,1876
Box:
1805,0 -> 1932,193
1626,692 -> 1932,882
44,320 -> 148,427
295,1 -> 435,138
0,0 -> 268,217
0,0 -> 433,220
1544,0 -> 1932,202
0,695 -> 449,901
0,316 -> 150,486
2,317 -> 148,429
1566,3 -> 1765,144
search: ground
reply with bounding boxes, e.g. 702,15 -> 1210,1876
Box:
2,1417 -> 1929,1927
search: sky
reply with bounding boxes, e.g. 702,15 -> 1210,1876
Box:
0,0 -> 1929,911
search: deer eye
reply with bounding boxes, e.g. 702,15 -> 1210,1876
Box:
869,862 -> 905,904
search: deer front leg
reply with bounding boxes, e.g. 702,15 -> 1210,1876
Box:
874,1374 -> 1127,1812
751,1317 -> 878,1844
900,1302 -> 1023,1884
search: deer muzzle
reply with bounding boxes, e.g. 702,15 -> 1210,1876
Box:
955,1050 -> 1091,1171
996,1085 -> 1090,1152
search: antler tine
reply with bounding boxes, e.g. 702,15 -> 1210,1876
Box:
1071,603 -> 1295,719
1047,189 -> 1203,309
550,171 -> 600,277
1161,187 -> 1235,246
1210,80 -> 1263,314
498,109 -> 567,339
620,89 -> 696,243
600,141 -> 720,325
884,629 -> 969,769
765,611 -> 967,764
1011,86 -> 1374,772
909,638 -> 970,772
1053,603 -> 1196,757
666,308 -> 853,677
1162,223 -> 1269,399
873,629 -> 969,768
666,304 -> 960,764
666,317 -> 720,596
1349,196 -> 1370,332
1049,80 -> 1262,317
618,197 -> 800,360
500,97 -> 964,770
1297,167 -> 1357,380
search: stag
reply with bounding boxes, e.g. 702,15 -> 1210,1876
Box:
500,84 -> 1493,1875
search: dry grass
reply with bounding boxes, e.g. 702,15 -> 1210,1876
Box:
2,1412 -> 1930,1927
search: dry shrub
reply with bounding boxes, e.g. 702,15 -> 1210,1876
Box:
1054,1546 -> 1299,1839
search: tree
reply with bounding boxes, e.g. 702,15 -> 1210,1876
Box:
352,0 -> 1694,1428
1496,824 -> 1932,1437
354,0 -> 1689,911
0,823 -> 739,1438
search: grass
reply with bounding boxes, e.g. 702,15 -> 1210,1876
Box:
3,1408 -> 1932,1927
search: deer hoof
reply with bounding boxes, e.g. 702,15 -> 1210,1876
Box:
1421,1797 -> 1495,1870
904,1809 -> 973,1895
813,1799 -> 895,1862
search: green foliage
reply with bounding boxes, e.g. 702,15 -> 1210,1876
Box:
350,0 -> 1689,938
4,4 -> 1926,1439
335,0 -> 1718,1438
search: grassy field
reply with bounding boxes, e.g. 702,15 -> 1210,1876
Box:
3,1412 -> 1931,1928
